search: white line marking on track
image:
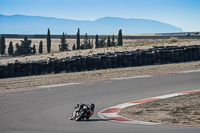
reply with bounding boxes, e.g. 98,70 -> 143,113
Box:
110,103 -> 139,108
37,83 -> 81,88
180,70 -> 200,73
121,120 -> 161,125
153,93 -> 183,99
101,113 -> 118,117
113,75 -> 151,80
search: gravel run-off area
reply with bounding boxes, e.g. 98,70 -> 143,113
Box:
0,61 -> 200,90
118,92 -> 200,126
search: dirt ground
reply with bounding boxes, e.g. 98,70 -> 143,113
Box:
0,61 -> 200,90
118,92 -> 200,126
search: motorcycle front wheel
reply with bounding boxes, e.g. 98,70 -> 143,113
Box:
75,112 -> 85,121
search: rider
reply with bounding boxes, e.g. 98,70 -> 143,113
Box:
85,103 -> 95,119
70,103 -> 95,120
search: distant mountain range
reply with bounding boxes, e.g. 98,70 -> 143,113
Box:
0,14 -> 183,34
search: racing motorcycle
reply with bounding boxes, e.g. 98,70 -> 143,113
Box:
70,103 -> 95,121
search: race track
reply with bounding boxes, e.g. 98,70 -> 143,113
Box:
0,71 -> 200,133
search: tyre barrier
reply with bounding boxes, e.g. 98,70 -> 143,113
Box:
1,45 -> 200,79
8,63 -> 14,77
32,61 -> 38,75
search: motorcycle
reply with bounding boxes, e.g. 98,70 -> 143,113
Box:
70,104 -> 95,121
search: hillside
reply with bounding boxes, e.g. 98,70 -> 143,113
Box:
0,14 -> 182,34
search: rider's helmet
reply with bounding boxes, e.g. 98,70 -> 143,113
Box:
90,103 -> 95,110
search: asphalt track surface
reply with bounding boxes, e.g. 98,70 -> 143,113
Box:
0,71 -> 200,133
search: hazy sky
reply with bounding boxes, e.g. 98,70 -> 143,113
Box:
0,0 -> 200,32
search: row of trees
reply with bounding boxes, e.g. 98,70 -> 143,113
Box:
74,28 -> 123,50
0,36 -> 37,56
0,28 -> 123,55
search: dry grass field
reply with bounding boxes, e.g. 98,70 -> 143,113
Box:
1,38 -> 200,64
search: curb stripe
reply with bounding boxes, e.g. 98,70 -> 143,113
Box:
98,89 -> 200,127
101,108 -> 122,113
110,103 -> 138,108
132,98 -> 160,103
101,113 -> 118,117
181,90 -> 200,94
107,117 -> 131,121
153,93 -> 183,99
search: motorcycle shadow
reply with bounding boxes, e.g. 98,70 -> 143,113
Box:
80,119 -> 108,122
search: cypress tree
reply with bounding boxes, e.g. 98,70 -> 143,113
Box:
47,28 -> 51,53
72,43 -> 76,50
8,41 -> 13,55
33,44 -> 36,54
99,38 -> 106,48
39,40 -> 43,54
111,34 -> 116,46
95,34 -> 99,48
59,32 -> 69,51
15,36 -> 32,55
88,39 -> 93,49
76,28 -> 80,50
83,33 -> 88,49
107,36 -> 111,47
0,36 -> 6,55
117,29 -> 123,46
15,43 -> 19,53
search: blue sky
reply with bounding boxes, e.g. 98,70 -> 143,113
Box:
0,0 -> 200,32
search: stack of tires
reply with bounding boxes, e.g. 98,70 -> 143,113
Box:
64,58 -> 71,72
14,62 -> 21,77
197,46 -> 200,60
0,65 -> 4,78
0,65 -> 9,78
106,56 -> 112,68
1,44 -> 200,79
26,62 -> 32,75
32,61 -> 38,75
91,56 -> 101,70
137,52 -> 143,66
71,56 -> 82,72
170,50 -> 175,63
101,55 -> 108,69
130,52 -> 138,66
81,57 -> 87,71
48,60 -> 55,73
110,55 -> 118,68
116,53 -> 123,67
174,49 -> 180,63
60,59 -> 66,72
86,56 -> 92,71
54,59 -> 60,74
21,63 -> 27,76
70,59 -> 76,72
8,63 -> 14,77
